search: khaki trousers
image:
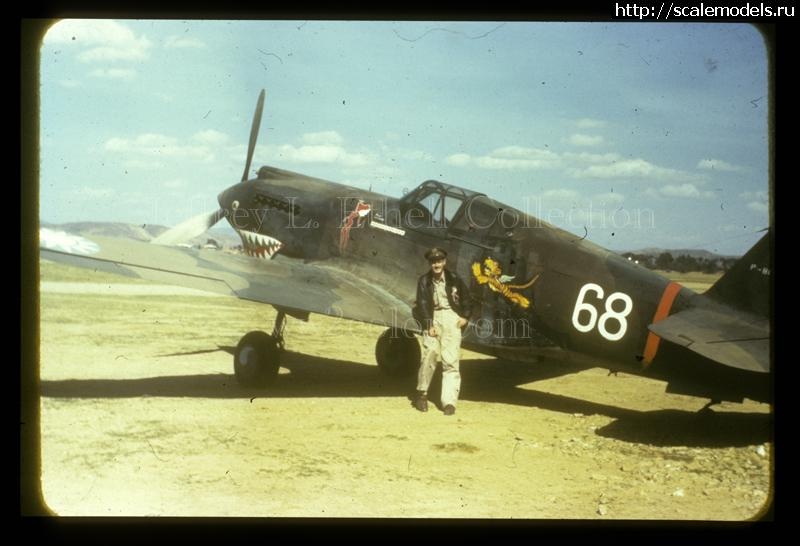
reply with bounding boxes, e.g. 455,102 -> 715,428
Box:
417,308 -> 462,407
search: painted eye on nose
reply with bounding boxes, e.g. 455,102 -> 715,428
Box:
232,200 -> 240,210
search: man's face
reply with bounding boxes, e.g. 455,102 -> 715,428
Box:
430,257 -> 446,275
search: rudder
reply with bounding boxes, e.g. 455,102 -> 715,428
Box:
705,230 -> 771,317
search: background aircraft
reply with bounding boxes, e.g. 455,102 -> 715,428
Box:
39,90 -> 771,408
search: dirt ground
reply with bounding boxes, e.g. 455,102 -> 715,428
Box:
34,262 -> 772,519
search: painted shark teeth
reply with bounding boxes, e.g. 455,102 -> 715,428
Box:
238,229 -> 283,260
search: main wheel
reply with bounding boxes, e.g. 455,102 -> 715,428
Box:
375,328 -> 420,378
234,330 -> 280,387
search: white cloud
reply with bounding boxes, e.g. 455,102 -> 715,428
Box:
741,190 -> 768,213
192,129 -> 230,145
739,191 -> 768,201
73,185 -> 114,198
594,192 -> 625,204
697,158 -> 744,172
406,150 -> 434,161
573,158 -> 701,182
449,143 -> 702,185
104,133 -> 216,162
361,164 -> 401,178
564,151 -> 703,183
492,146 -> 557,160
250,131 -> 433,172
80,47 -> 148,63
226,143 -> 262,164
45,20 -> 152,63
387,148 -> 434,162
163,178 -> 187,189
564,133 -> 604,147
559,208 -> 610,228
165,35 -> 207,49
301,131 -> 344,146
58,79 -> 81,88
248,131 -> 386,169
273,144 -> 372,167
445,153 -> 471,167
575,118 -> 607,129
123,159 -> 164,170
580,159 -> 657,179
90,68 -> 137,80
643,187 -> 660,198
105,133 -> 170,150
659,183 -> 714,198
445,146 -> 560,170
562,152 -> 621,164
543,189 -> 580,200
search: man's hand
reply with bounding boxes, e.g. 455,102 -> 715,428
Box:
427,326 -> 438,337
456,318 -> 468,329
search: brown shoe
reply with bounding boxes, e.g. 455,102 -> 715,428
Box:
414,392 -> 428,412
443,405 -> 455,416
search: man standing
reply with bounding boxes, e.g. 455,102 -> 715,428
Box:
413,247 -> 471,415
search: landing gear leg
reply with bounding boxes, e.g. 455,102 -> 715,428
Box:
233,311 -> 287,388
272,310 -> 287,351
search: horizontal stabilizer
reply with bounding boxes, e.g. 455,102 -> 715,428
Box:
648,305 -> 769,373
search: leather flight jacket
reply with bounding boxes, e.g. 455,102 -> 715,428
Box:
413,269 -> 472,330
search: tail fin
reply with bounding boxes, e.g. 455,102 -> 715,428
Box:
705,230 -> 771,317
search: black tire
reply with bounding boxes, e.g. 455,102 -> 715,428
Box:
375,328 -> 420,378
234,330 -> 280,387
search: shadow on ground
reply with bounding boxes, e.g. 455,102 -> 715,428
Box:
593,409 -> 771,448
41,349 -> 771,448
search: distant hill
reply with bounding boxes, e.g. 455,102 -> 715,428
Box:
40,221 -> 241,248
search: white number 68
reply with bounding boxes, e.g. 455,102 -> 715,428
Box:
571,283 -> 633,341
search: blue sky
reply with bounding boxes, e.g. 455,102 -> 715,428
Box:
39,20 -> 770,255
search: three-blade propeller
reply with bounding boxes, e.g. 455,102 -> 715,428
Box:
242,89 -> 265,183
152,90 -> 266,246
151,208 -> 227,245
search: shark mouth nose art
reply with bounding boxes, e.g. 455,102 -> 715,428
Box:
238,229 -> 283,259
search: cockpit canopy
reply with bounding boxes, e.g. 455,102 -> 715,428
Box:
400,180 -> 485,229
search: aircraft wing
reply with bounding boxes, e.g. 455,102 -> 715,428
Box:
39,229 -> 414,330
648,306 -> 770,373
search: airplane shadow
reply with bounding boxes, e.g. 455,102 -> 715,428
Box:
40,350 -> 771,448
593,409 -> 772,448
463,359 -> 772,448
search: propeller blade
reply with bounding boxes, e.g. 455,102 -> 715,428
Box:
151,208 -> 226,246
241,89 -> 266,182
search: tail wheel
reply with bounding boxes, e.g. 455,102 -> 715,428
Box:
234,330 -> 280,387
375,328 -> 420,378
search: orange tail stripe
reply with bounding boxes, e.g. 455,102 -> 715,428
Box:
642,281 -> 683,365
